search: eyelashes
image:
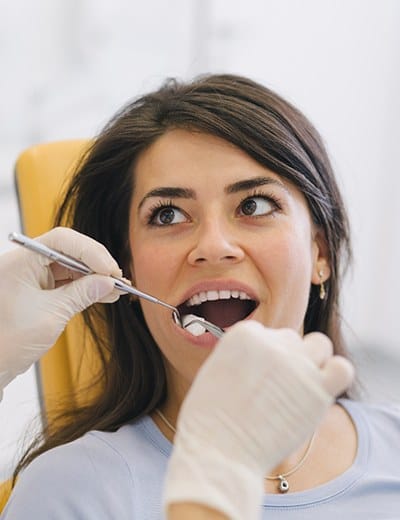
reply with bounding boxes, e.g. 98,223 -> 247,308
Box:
146,199 -> 186,226
145,190 -> 283,227
236,190 -> 282,217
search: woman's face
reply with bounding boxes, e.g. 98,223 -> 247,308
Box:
129,129 -> 329,399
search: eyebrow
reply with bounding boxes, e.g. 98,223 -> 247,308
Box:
138,187 -> 196,211
225,176 -> 289,195
137,176 -> 288,211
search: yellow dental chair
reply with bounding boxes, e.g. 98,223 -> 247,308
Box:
0,139 -> 101,510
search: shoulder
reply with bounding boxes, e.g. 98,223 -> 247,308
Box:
342,398 -> 400,423
340,398 -> 400,443
3,416 -> 170,518
89,414 -> 172,468
2,420 -> 158,519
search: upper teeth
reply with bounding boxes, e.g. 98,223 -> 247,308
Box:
186,290 -> 252,307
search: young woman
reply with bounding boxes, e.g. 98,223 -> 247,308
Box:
1,74 -> 398,518
0,227 -> 350,520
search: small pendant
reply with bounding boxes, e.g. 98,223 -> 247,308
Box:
278,475 -> 289,493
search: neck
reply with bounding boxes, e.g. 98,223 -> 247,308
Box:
152,397 -> 356,495
151,404 -> 177,442
265,403 -> 357,493
152,366 -> 189,441
266,434 -> 317,481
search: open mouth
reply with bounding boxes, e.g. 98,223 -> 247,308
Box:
177,289 -> 259,329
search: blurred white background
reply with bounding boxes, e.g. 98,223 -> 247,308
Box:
1,0 -> 399,480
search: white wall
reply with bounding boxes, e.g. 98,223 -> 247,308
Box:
1,0 -> 399,479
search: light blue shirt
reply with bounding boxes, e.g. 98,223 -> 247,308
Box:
2,399 -> 400,519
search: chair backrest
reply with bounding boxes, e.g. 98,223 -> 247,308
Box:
14,139 -> 106,414
0,140 -> 102,511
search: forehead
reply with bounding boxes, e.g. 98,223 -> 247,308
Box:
133,129 -> 289,190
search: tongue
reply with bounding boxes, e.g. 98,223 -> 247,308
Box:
195,299 -> 253,328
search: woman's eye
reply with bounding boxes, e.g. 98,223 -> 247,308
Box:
238,196 -> 275,217
150,206 -> 187,226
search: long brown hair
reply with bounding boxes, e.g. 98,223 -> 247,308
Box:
14,74 -> 352,479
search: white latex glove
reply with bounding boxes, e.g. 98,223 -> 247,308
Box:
0,227 -> 122,395
164,321 -> 354,520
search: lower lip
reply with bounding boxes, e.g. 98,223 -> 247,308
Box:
174,322 -> 220,348
174,308 -> 258,348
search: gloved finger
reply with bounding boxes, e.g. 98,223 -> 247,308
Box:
320,356 -> 355,397
51,265 -> 131,298
302,332 -> 333,368
50,263 -> 83,284
50,274 -> 121,319
98,289 -> 122,304
36,227 -> 122,277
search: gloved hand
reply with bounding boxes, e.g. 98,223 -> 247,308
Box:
0,227 -> 122,394
164,321 -> 354,520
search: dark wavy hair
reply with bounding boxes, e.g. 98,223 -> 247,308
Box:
14,73 -> 352,479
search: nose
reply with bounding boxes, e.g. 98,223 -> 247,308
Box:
187,218 -> 245,266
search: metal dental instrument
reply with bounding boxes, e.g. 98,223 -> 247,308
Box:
8,231 -> 224,339
183,316 -> 224,338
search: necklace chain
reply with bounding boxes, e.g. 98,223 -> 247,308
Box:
154,408 -> 316,494
155,408 -> 177,434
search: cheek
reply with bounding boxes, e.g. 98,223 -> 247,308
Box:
132,249 -> 157,291
254,231 -> 314,292
252,234 -> 314,331
130,237 -> 182,293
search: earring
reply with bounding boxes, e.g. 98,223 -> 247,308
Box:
318,270 -> 326,300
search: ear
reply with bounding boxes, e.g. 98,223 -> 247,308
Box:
311,228 -> 331,285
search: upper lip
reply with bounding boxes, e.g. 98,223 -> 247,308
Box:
176,279 -> 260,307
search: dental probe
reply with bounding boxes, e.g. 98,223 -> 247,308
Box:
182,314 -> 224,338
8,232 -> 224,339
